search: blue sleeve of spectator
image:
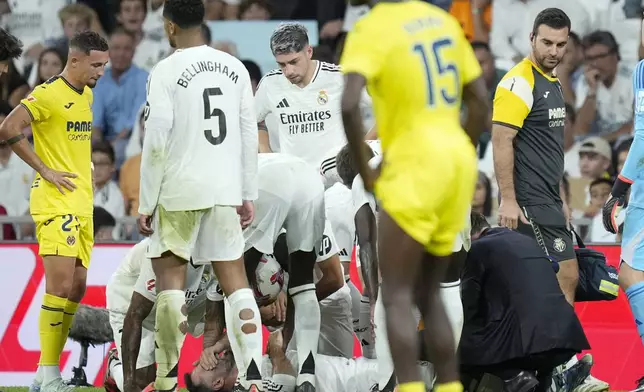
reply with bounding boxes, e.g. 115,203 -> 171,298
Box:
122,69 -> 149,132
92,83 -> 107,133
620,60 -> 644,183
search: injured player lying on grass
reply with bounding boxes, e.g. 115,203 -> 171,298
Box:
186,329 -> 435,392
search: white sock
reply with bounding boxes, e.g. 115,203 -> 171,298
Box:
374,287 -> 395,390
358,294 -> 376,359
42,365 -> 60,384
227,288 -> 263,383
347,279 -> 362,324
154,290 -> 187,391
289,283 -> 320,387
439,280 -> 464,350
34,366 -> 43,384
110,358 -> 124,391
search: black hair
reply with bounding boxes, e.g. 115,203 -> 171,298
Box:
69,31 -> 109,55
615,137 -> 633,160
471,41 -> 491,53
471,212 -> 490,235
242,59 -> 262,85
118,0 -> 146,13
163,0 -> 205,29
568,31 -> 581,46
565,103 -> 576,124
184,373 -> 216,392
0,28 -> 23,61
589,177 -> 613,190
477,171 -> 493,217
93,206 -> 115,235
531,8 -> 571,36
582,30 -> 620,59
201,23 -> 212,44
36,47 -> 67,85
110,26 -> 137,41
335,143 -> 375,188
92,140 -> 116,164
0,100 -> 12,117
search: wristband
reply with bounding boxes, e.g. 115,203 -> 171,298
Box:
6,133 -> 25,145
612,175 -> 633,198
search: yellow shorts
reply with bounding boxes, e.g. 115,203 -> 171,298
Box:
376,130 -> 477,256
33,214 -> 94,268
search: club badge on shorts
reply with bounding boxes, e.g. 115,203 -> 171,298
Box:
66,235 -> 76,246
318,90 -> 328,105
553,237 -> 566,253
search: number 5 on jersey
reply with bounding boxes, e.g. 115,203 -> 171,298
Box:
413,38 -> 459,107
203,87 -> 227,145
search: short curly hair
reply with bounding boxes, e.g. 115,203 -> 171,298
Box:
0,28 -> 23,62
70,31 -> 108,55
163,0 -> 205,29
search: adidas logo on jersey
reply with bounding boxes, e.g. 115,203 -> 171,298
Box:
277,98 -> 290,108
339,248 -> 349,257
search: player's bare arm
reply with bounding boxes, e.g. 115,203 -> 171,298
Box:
0,106 -> 78,194
341,73 -> 373,191
462,77 -> 491,146
355,204 -> 379,302
492,124 -> 528,229
258,122 -> 273,153
203,299 -> 226,348
266,330 -> 296,377
121,292 -> 155,392
315,254 -> 345,300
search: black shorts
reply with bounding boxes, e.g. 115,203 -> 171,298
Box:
516,204 -> 576,263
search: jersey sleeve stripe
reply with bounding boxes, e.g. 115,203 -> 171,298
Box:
491,121 -> 522,132
320,157 -> 337,173
257,69 -> 283,89
20,103 -> 35,121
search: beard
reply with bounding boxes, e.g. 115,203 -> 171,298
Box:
534,52 -> 562,73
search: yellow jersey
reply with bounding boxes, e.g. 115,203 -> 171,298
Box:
340,1 -> 482,151
20,76 -> 94,217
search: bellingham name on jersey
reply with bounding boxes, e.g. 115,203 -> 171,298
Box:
176,60 -> 240,88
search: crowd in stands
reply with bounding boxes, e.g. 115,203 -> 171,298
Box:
0,0 -> 643,243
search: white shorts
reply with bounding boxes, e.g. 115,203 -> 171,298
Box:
147,205 -> 244,264
245,193 -> 325,257
108,310 -> 156,369
287,283 -> 354,358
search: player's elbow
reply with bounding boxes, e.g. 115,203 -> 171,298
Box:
319,254 -> 345,292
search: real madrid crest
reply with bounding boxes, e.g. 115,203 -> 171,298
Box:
317,90 -> 328,105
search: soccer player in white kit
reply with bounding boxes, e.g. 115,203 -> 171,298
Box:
254,23 -> 371,185
105,239 -> 214,392
136,1 -> 262,391
242,152 -> 338,391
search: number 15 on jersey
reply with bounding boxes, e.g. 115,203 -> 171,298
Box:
413,38 -> 460,107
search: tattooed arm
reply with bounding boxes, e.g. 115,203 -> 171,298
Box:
355,204 -> 379,301
121,292 -> 154,390
203,299 -> 226,348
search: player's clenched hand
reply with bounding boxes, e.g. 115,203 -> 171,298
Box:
40,167 -> 77,194
138,214 -> 154,236
498,198 -> 528,230
237,200 -> 254,228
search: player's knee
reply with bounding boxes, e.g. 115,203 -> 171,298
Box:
380,282 -> 413,308
239,308 -> 258,334
45,277 -> 74,298
67,280 -> 87,303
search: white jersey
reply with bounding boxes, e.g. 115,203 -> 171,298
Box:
254,61 -> 371,167
325,183 -> 355,263
106,239 -> 214,332
139,45 -> 258,214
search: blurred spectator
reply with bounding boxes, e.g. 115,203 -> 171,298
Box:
312,45 -> 335,64
472,41 -> 504,101
141,0 -> 165,37
557,31 -> 583,106
241,59 -> 262,93
615,138 -> 633,174
212,40 -> 239,57
574,31 -> 633,142
341,3 -> 368,34
472,171 -> 493,219
578,136 -> 612,180
239,0 -> 271,20
120,109 -> 145,216
201,22 -> 212,46
28,48 -> 66,89
92,141 -> 125,220
0,60 -> 28,107
584,178 -> 617,242
451,0 -> 492,42
44,3 -> 94,56
117,0 -> 170,71
92,27 -> 148,168
93,206 -> 116,242
204,0 -> 241,21
490,0 -> 591,68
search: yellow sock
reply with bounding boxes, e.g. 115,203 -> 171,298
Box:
38,293 -> 67,365
397,381 -> 426,392
434,381 -> 464,392
59,300 -> 79,355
